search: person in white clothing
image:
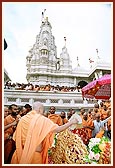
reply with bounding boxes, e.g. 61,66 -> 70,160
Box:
92,113 -> 111,138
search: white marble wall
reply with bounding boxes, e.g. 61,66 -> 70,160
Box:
4,90 -> 95,110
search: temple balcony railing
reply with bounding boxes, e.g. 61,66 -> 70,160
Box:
4,89 -> 97,111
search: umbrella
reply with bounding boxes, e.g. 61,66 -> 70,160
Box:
81,74 -> 111,100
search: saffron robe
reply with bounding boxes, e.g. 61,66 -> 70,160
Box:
4,115 -> 17,163
62,118 -> 68,125
11,110 -> 58,164
48,114 -> 63,126
82,118 -> 94,139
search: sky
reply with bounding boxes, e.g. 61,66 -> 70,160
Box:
3,2 -> 112,84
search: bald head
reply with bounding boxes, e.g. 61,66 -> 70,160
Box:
32,102 -> 44,115
95,113 -> 100,122
95,113 -> 100,118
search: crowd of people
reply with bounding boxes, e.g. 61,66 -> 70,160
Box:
4,82 -> 82,92
4,100 -> 111,164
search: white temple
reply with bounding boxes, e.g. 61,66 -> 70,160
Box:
4,11 -> 111,109
26,12 -> 111,88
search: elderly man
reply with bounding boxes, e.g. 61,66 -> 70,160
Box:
11,102 -> 78,164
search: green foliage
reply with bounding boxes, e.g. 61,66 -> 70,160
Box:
100,136 -> 109,144
48,149 -> 51,155
91,144 -> 101,154
54,133 -> 57,146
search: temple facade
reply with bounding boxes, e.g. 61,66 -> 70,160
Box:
26,14 -> 111,88
4,12 -> 111,109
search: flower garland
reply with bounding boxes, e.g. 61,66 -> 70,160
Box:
49,129 -> 88,164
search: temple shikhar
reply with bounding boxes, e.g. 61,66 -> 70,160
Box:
26,10 -> 111,88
